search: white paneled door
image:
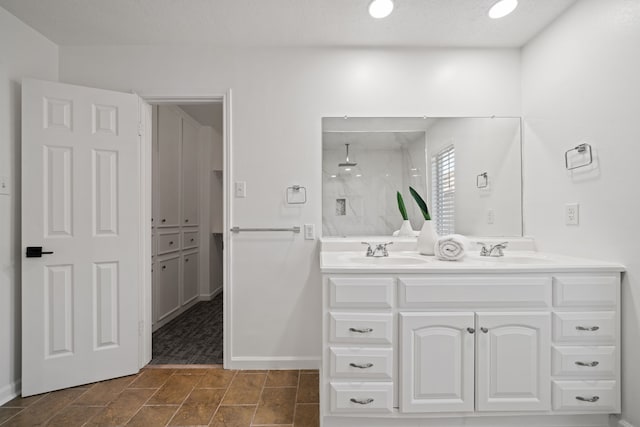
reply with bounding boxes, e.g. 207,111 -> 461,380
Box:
21,79 -> 143,396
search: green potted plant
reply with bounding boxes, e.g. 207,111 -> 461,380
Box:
396,191 -> 415,236
410,186 -> 438,255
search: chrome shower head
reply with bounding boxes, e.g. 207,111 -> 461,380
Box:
338,143 -> 357,167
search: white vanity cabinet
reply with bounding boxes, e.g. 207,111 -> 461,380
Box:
321,269 -> 622,427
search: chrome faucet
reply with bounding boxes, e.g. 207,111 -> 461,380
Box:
362,242 -> 393,257
478,242 -> 508,257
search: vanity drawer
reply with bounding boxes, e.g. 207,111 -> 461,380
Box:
329,347 -> 393,380
329,277 -> 394,309
329,382 -> 393,413
553,312 -> 616,344
329,313 -> 393,344
553,275 -> 618,308
398,276 -> 551,308
552,380 -> 618,412
552,346 -> 616,377
182,231 -> 199,249
157,232 -> 180,254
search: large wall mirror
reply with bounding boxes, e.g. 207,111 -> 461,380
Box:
322,117 -> 522,238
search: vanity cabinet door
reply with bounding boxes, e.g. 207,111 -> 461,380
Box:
399,312 -> 475,413
476,312 -> 551,412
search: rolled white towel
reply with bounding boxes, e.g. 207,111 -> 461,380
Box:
435,234 -> 470,261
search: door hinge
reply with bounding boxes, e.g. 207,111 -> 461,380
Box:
138,122 -> 143,136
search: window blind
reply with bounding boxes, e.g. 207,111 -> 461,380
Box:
431,145 -> 455,235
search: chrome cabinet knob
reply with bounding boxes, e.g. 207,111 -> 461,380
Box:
480,327 -> 489,333
467,327 -> 475,334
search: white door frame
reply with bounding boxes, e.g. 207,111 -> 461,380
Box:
138,91 -> 233,368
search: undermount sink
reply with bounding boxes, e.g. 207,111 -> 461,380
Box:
346,255 -> 430,265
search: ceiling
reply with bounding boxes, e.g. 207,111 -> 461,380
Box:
178,104 -> 223,132
0,0 -> 576,48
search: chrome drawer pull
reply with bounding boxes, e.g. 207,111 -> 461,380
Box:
575,361 -> 599,367
576,396 -> 600,403
349,362 -> 374,369
350,398 -> 374,405
576,325 -> 600,331
349,327 -> 373,334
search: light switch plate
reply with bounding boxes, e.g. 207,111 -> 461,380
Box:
565,203 -> 579,225
304,224 -> 315,240
0,176 -> 9,195
235,181 -> 246,198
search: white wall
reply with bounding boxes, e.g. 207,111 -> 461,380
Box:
426,117 -> 522,236
59,45 -> 520,366
522,1 -> 640,425
0,7 -> 58,403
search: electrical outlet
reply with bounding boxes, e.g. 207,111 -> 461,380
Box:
235,181 -> 246,198
0,176 -> 9,196
565,203 -> 579,225
487,209 -> 495,224
304,224 -> 315,240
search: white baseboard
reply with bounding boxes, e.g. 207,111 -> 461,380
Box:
229,356 -> 320,370
199,286 -> 222,301
0,380 -> 20,406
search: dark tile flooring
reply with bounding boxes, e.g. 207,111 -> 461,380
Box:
0,367 -> 320,426
152,293 -> 223,365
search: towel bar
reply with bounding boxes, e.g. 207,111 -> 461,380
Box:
230,226 -> 301,234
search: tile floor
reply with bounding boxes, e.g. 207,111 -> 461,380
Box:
0,367 -> 319,426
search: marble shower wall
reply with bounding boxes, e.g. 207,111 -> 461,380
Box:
322,132 -> 427,236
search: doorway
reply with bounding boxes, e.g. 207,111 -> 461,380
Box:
140,94 -> 231,368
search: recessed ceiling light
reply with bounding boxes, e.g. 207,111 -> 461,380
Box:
369,0 -> 394,19
488,0 -> 518,19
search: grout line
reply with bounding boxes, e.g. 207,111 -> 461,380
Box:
163,374 -> 205,427
291,370 -> 302,427
249,371 -> 269,426
204,370 -> 238,426
0,408 -> 25,426
119,379 -> 169,426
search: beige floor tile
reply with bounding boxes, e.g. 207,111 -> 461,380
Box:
85,388 -> 156,426
296,374 -> 319,403
168,388 -> 225,426
1,394 -> 46,409
46,405 -> 102,427
209,405 -> 255,427
252,387 -> 297,425
0,408 -> 22,424
147,374 -> 203,405
3,388 -> 86,425
129,369 -> 175,389
125,405 -> 178,427
294,403 -> 319,427
199,369 -> 237,388
265,370 -> 299,387
221,374 -> 266,405
73,375 -> 137,406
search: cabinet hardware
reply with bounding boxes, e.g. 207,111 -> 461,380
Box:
349,327 -> 373,334
350,398 -> 374,405
576,326 -> 600,331
480,327 -> 489,333
575,361 -> 599,367
162,219 -> 166,223
185,219 -> 189,223
349,363 -> 374,369
467,327 -> 475,334
162,265 -> 166,270
169,241 -> 174,245
190,238 -> 195,242
576,396 -> 600,403
185,258 -> 189,262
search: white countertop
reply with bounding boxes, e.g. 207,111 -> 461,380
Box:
320,250 -> 625,274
